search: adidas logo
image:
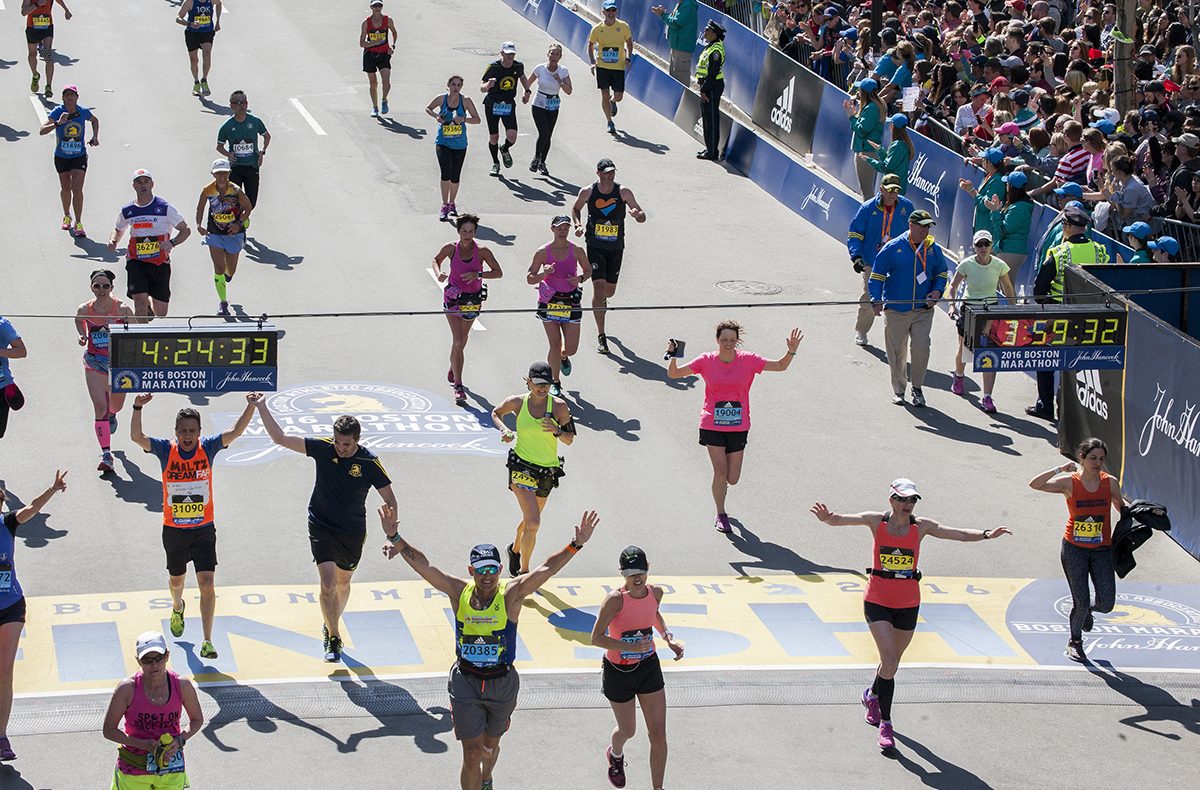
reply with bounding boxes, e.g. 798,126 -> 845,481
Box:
1075,369 -> 1109,419
771,77 -> 794,133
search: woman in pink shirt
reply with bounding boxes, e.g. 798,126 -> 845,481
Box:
666,319 -> 802,533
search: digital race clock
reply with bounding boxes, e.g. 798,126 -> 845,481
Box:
110,324 -> 279,393
962,304 -> 1127,373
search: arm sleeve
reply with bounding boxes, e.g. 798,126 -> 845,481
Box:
216,120 -> 229,144
114,210 -> 131,232
254,117 -> 268,135
149,438 -> 172,467
868,244 -> 891,301
303,437 -> 322,458
48,106 -> 63,122
166,204 -> 186,227
684,354 -> 707,376
930,246 -> 950,290
369,456 -> 392,489
749,353 -> 767,375
846,202 -> 869,259
204,434 -> 224,456
0,320 -> 18,346
1033,255 -> 1056,300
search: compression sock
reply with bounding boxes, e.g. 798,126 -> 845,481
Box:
874,675 -> 895,721
489,143 -> 499,164
214,274 -> 228,301
95,419 -> 111,451
500,141 -> 512,152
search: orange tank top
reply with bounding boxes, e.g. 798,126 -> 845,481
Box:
161,441 -> 215,529
1063,472 -> 1114,548
865,516 -> 922,609
605,587 -> 658,665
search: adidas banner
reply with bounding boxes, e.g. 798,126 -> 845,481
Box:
750,45 -> 822,155
674,88 -> 734,154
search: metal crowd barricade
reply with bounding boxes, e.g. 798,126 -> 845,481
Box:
711,0 -> 769,36
1150,217 -> 1200,262
920,116 -> 968,156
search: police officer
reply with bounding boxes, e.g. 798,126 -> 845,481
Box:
696,20 -> 726,160
1026,202 -> 1109,421
847,174 -> 913,346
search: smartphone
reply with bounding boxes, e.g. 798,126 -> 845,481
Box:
664,339 -> 686,360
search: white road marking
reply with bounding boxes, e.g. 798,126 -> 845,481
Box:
288,97 -> 327,136
427,267 -> 487,331
28,95 -> 47,124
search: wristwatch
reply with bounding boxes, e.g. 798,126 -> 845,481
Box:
569,539 -> 583,551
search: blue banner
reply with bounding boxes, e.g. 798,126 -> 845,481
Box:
547,1 -> 593,58
112,367 -> 278,393
812,82 -> 858,192
904,132 -> 968,254
628,55 -> 686,119
973,346 -> 1125,373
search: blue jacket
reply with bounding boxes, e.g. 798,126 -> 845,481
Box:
868,231 -> 950,312
846,194 -> 915,270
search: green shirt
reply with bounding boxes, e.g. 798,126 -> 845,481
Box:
972,173 -> 1006,235
850,102 -> 883,154
992,199 -> 1033,254
868,140 -> 911,194
956,254 -> 1010,303
217,114 -> 269,169
662,0 -> 698,53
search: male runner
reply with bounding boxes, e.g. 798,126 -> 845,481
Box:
360,0 -> 398,117
130,393 -> 260,660
108,169 -> 192,319
255,404 -> 399,662
481,42 -> 532,176
382,505 -> 598,790
588,0 -> 634,134
216,90 -> 270,213
23,0 -> 71,99
176,0 -> 222,97
571,158 -> 647,355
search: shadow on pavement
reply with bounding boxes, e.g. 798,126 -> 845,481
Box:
70,236 -> 123,262
198,96 -> 233,116
462,389 -> 497,425
0,123 -> 29,142
525,588 -> 595,648
534,173 -> 582,194
726,518 -> 864,581
613,129 -> 669,155
605,335 -> 696,391
377,117 -> 427,140
908,406 -> 1019,456
244,237 -> 304,270
563,388 -> 640,441
1090,660 -> 1200,741
198,674 -> 344,753
475,224 -> 516,247
1,481 -> 68,549
337,677 -> 453,755
0,764 -> 35,789
888,732 -> 991,789
51,51 -> 79,68
497,174 -> 572,207
0,59 -> 18,70
108,449 -> 165,511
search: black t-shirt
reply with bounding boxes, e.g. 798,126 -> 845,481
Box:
482,60 -> 526,105
304,438 -> 391,533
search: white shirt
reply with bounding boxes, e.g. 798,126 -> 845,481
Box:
530,63 -> 569,109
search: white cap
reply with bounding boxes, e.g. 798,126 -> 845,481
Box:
211,158 -> 232,173
131,168 -> 153,182
1092,106 -> 1121,125
973,229 -> 993,245
500,41 -> 517,54
889,478 -> 921,500
135,631 -> 168,660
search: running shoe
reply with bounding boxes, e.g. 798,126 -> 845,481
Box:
951,375 -> 964,396
447,367 -> 455,384
170,601 -> 186,638
98,451 -> 114,474
325,635 -> 343,662
200,640 -> 218,659
1025,405 -> 1054,421
538,160 -> 549,176
73,222 -> 86,238
715,513 -> 732,533
217,301 -> 231,317
892,393 -> 906,405
61,215 -> 71,231
43,85 -> 52,99
490,162 -> 501,177
610,99 -> 618,117
481,782 -> 493,790
606,747 -> 626,789
911,388 -> 926,408
200,80 -> 210,96
560,356 -> 572,376
1065,640 -> 1086,662
108,412 -> 118,433
323,625 -> 330,652
0,736 -> 15,761
877,721 -> 895,750
1084,611 -> 1095,633
862,688 -> 881,726
506,543 -> 521,577
193,81 -> 203,96
607,120 -> 617,135
549,382 -> 562,398
371,107 -> 379,118
448,202 -> 458,216
439,203 -> 451,221
529,157 -> 540,173
596,334 -> 610,354
381,99 -> 389,115
980,395 -> 997,414
854,332 -> 868,346
453,384 -> 467,405
31,73 -> 40,94
501,147 -> 513,168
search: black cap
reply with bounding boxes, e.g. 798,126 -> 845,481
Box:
469,544 -> 502,571
596,158 -> 616,173
705,19 -> 726,37
619,546 -> 649,576
528,361 -> 553,385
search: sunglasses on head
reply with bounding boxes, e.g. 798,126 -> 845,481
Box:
474,565 -> 500,575
139,653 -> 167,665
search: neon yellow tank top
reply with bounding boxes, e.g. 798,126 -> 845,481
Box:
514,394 -> 560,468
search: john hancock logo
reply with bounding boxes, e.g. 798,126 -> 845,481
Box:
907,153 -> 945,217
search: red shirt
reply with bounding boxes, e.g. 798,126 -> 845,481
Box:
1063,472 -> 1115,548
865,517 -> 922,609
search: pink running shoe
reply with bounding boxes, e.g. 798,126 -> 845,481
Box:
439,203 -> 451,221
606,746 -> 626,788
862,688 -> 881,726
951,375 -> 964,395
878,721 -> 895,750
715,513 -> 732,533
981,395 -> 997,414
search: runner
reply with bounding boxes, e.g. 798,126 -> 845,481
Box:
491,362 -> 576,576
39,84 -> 98,237
195,158 -> 253,317
480,41 -> 532,177
666,321 -> 802,533
360,0 -> 397,117
102,631 -> 204,789
433,213 -> 503,404
571,158 -> 647,355
809,481 -> 1011,750
381,504 -> 599,790
588,0 -> 634,135
0,316 -> 26,442
23,0 -> 70,99
74,269 -> 133,473
946,229 -> 1016,414
1028,438 -> 1125,663
531,216 -> 590,397
176,0 -> 222,97
107,170 -> 192,320
0,469 -> 67,763
130,393 -> 260,660
426,76 -> 481,221
589,545 -> 685,790
528,44 -> 573,175
216,90 -> 270,215
254,405 -> 400,661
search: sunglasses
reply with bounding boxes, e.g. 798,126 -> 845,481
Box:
231,99 -> 247,105
474,565 -> 500,575
139,653 -> 167,665
891,495 -> 919,504
975,240 -> 992,247
92,282 -> 113,289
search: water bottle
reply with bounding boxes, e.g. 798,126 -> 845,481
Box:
1017,284 -> 1026,305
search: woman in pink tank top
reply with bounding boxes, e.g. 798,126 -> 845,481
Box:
590,546 -> 684,790
528,215 -> 590,397
102,631 -> 204,789
74,269 -> 134,474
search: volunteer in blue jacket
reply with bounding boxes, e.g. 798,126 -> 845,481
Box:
860,114 -> 914,195
847,174 -> 914,347
651,0 -> 697,85
869,210 -> 949,408
985,169 -> 1035,277
844,77 -> 887,198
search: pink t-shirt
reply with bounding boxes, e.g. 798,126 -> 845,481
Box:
686,350 -> 767,431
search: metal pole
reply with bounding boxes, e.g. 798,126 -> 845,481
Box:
1113,0 -> 1137,116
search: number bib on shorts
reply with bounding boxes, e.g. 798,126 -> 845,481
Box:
545,95 -> 561,111
601,47 -> 620,64
510,468 -> 539,491
0,562 -> 12,594
459,635 -> 502,666
879,547 -> 916,578
491,102 -> 514,116
1072,517 -> 1104,545
168,481 -> 209,526
713,401 -> 743,427
619,627 -> 654,661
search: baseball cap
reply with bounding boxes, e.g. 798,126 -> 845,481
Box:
1146,80 -> 1166,93
1122,221 -> 1152,240
210,158 -> 232,173
1139,44 -> 1157,56
500,41 -> 517,54
970,84 -> 991,97
1092,107 -> 1121,125
1148,236 -> 1179,255
1063,202 -> 1092,225
131,168 -> 153,182
1003,170 -> 1028,188
973,229 -> 994,245
1140,109 -> 1160,123
889,479 -> 921,499
888,113 -> 908,128
1089,119 -> 1117,135
908,210 -> 935,227
603,0 -> 618,8
996,121 -> 1021,136
135,631 -> 168,660
970,55 -> 989,67
596,157 -> 616,172
619,546 -> 649,576
62,84 -> 79,95
880,173 -> 903,192
999,55 -> 1023,69
1172,132 -> 1200,148
990,76 -> 1011,91
550,215 -> 571,227
469,544 -> 502,572
840,27 -> 859,40
1008,88 -> 1030,105
528,361 -> 554,385
823,6 -> 840,16
982,147 -> 1006,165
853,78 -> 878,93
1053,182 -> 1084,198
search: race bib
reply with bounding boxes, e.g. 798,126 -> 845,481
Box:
879,547 -> 916,578
232,141 -> 255,156
90,326 -> 110,350
545,95 -> 561,111
509,469 -> 539,491
491,101 -> 513,117
148,745 -> 185,775
619,627 -> 654,661
593,222 -> 619,238
547,302 -> 573,321
212,211 -> 235,225
457,301 -> 481,315
601,47 -> 620,64
134,239 -> 161,259
1072,518 -> 1104,544
441,123 -> 463,137
168,481 -> 209,525
713,401 -> 743,427
0,563 -> 12,593
460,635 -> 502,666
60,139 -> 83,155
32,14 -> 51,28
367,30 -> 386,45
193,13 -> 211,26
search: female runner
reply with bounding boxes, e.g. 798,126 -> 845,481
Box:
75,269 -> 134,473
426,75 -> 480,221
433,213 -> 502,404
529,215 -> 589,397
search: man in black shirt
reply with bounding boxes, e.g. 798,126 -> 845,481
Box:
256,404 -> 399,662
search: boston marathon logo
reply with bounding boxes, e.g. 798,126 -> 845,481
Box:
221,381 -> 503,465
113,370 -> 140,391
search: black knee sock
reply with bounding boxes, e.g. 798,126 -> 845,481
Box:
874,675 -> 895,721
489,143 -> 499,164
500,140 -> 512,152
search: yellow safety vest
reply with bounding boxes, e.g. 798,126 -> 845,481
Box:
696,40 -> 725,80
1048,240 -> 1109,301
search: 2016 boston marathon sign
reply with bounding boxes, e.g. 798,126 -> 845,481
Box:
219,382 -> 503,465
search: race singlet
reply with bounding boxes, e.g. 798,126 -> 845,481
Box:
459,635 -> 502,666
1072,517 -> 1104,545
491,101 -> 514,117
167,481 -> 209,526
601,46 -> 620,64
879,547 -> 916,578
619,627 -> 654,661
713,401 -> 743,427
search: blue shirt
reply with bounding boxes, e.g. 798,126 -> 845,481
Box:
868,231 -> 950,312
434,94 -> 468,150
0,317 -> 20,388
873,57 -> 898,81
186,1 -> 216,33
890,62 -> 913,90
0,513 -> 23,610
47,105 -> 93,159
